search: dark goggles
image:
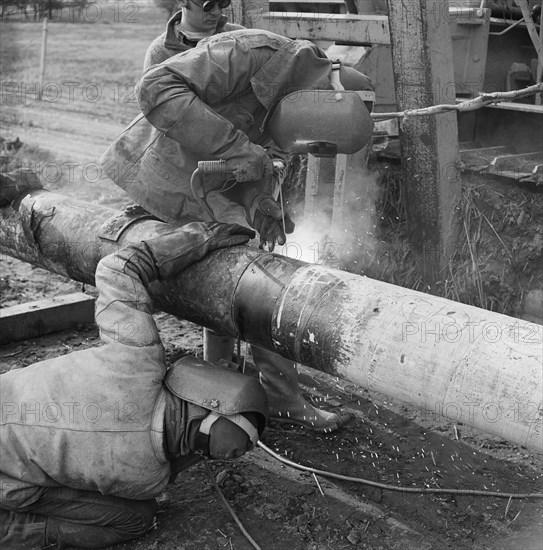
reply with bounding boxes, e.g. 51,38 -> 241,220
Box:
201,0 -> 231,12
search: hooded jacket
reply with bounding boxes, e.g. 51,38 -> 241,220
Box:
0,238 -> 208,509
143,10 -> 244,70
100,29 -> 335,225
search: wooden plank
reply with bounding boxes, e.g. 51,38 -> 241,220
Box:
484,102 -> 543,114
385,0 -> 462,286
331,153 -> 348,234
304,154 -> 336,226
270,0 -> 345,5
245,12 -> 391,44
244,6 -> 487,45
0,292 -> 95,345
515,0 -> 543,59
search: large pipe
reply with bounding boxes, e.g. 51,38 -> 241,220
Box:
1,191 -> 542,452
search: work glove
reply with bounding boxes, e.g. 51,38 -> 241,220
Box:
248,194 -> 295,252
0,168 -> 43,206
144,222 -> 255,280
227,162 -> 294,251
225,144 -> 274,184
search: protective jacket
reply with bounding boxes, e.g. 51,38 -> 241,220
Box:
99,29 -> 336,225
143,10 -> 243,70
0,236 -> 209,508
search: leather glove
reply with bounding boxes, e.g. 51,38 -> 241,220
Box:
225,144 -> 274,183
144,222 -> 255,280
0,168 -> 43,206
249,194 -> 295,252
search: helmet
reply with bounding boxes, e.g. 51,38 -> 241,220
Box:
200,411 -> 260,459
266,63 -> 375,157
164,356 -> 269,458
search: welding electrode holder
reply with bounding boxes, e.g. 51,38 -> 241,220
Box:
190,160 -> 230,221
190,159 -> 285,221
190,159 -> 290,251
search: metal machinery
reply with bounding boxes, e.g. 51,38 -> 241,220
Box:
455,1 -> 542,184
267,0 -> 542,185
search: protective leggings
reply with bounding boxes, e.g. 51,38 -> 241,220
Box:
0,485 -> 156,549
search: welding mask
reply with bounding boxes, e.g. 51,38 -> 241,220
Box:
164,356 -> 268,459
265,64 -> 375,157
199,411 -> 260,459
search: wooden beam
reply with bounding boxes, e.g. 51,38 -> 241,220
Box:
245,11 -> 390,44
0,292 -> 95,345
385,0 -> 462,286
325,45 -> 375,249
243,4 -> 487,45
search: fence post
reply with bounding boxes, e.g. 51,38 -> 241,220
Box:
38,17 -> 48,101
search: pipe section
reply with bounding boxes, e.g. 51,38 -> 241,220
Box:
1,191 -> 541,452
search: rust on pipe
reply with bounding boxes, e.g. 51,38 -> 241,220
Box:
1,191 -> 542,452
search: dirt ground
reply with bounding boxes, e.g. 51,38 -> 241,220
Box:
1,5 -> 542,550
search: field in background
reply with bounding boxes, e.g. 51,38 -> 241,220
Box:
2,1 -> 166,115
0,1 -> 168,304
1,0 -> 166,192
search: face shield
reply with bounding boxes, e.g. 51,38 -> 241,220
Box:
265,63 -> 375,157
164,356 -> 268,459
195,411 -> 260,459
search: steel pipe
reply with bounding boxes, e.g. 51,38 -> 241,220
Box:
1,191 -> 542,452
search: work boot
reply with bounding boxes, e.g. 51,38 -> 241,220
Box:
251,346 -> 343,432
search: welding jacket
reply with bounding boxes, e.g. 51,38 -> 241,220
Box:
100,29 -> 336,225
143,10 -> 243,70
0,234 -> 210,509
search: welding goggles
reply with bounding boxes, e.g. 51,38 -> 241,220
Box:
192,0 -> 231,11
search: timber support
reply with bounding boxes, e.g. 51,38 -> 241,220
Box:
385,0 -> 462,286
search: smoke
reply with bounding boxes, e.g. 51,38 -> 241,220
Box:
276,153 -> 380,273
333,166 -> 380,273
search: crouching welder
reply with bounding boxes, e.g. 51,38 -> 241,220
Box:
100,28 -> 374,433
0,180 -> 267,548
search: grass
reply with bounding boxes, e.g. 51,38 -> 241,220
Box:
1,1 -> 168,124
365,164 -> 542,317
281,151 -> 541,319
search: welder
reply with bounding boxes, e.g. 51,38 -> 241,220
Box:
0,179 -> 267,548
101,28 -> 374,433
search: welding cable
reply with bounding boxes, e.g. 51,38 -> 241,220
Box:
189,162 -> 238,223
203,460 -> 262,550
190,169 -> 218,222
257,441 -> 543,500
